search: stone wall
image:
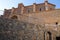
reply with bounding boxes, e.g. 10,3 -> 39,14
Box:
0,17 -> 60,40
0,17 -> 44,40
8,9 -> 60,24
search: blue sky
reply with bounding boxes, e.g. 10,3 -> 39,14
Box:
0,0 -> 60,15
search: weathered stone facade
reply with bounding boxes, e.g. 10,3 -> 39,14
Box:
2,1 -> 60,24
0,17 -> 60,40
1,0 -> 60,40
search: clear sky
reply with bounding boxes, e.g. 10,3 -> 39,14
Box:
0,0 -> 60,15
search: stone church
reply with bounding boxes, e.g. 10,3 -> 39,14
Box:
1,0 -> 60,40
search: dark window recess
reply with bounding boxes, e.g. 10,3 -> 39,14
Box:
27,8 -> 31,13
11,16 -> 18,19
50,8 -> 52,10
56,22 -> 58,25
40,8 -> 41,11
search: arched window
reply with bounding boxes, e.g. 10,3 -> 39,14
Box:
44,32 -> 52,40
11,15 -> 18,19
47,32 -> 52,40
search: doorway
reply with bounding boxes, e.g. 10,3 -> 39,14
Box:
47,32 -> 51,40
56,37 -> 60,40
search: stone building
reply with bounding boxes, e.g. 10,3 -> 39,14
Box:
1,0 -> 60,40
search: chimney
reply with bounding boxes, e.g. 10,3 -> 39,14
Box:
11,7 -> 15,14
4,9 -> 7,15
44,0 -> 48,11
18,3 -> 24,14
18,3 -> 24,8
33,3 -> 36,12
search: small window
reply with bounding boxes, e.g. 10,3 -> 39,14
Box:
27,8 -> 33,13
40,8 -> 41,11
56,22 -> 58,25
50,8 -> 53,10
40,7 -> 45,11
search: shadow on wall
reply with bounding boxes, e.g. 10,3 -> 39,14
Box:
11,15 -> 18,19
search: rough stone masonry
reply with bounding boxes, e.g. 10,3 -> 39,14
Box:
0,17 -> 60,40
